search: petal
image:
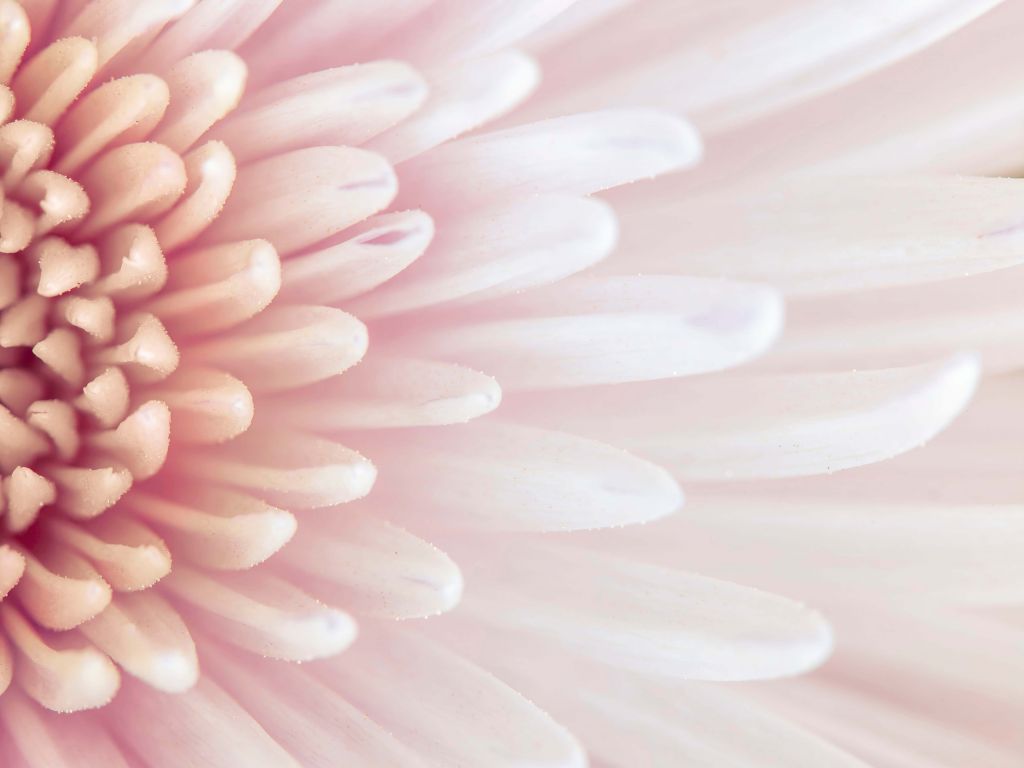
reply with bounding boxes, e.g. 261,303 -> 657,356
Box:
350,195 -> 616,317
213,61 -> 427,163
0,689 -> 131,768
80,591 -> 197,693
172,428 -> 376,510
126,485 -> 295,571
324,627 -> 586,768
264,355 -> 500,430
608,175 -> 1024,295
275,512 -> 463,619
398,110 -> 701,211
524,0 -> 1003,132
369,50 -> 539,163
397,276 -> 782,389
205,643 -> 427,768
447,540 -> 832,681
107,676 -> 299,768
353,420 -> 682,532
278,211 -> 434,306
510,355 -> 980,479
162,566 -> 356,662
203,146 -> 397,255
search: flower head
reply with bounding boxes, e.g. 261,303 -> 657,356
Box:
0,2 -> 1018,767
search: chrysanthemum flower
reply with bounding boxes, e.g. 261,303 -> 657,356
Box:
0,1 -> 1015,767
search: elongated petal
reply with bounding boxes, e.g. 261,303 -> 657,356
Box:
370,50 -> 539,163
275,512 -> 463,619
399,110 -> 701,211
107,677 -> 299,768
213,61 -> 427,163
126,486 -> 295,571
449,540 -> 832,680
525,0 -> 1003,132
324,627 -> 586,768
609,175 -> 1024,295
265,356 -> 500,430
398,276 -> 782,389
377,0 -> 578,65
278,211 -> 433,305
206,643 -> 428,768
203,146 -> 396,255
510,355 -> 980,479
0,688 -> 131,768
80,591 -> 197,693
354,421 -> 681,531
187,305 -> 367,392
768,266 -> 1024,373
350,195 -> 616,317
173,428 -> 376,509
162,566 -> 355,662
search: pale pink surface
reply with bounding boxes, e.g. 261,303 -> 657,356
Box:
0,2 -> 1019,767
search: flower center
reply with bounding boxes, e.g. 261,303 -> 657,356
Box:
0,115 -> 182,543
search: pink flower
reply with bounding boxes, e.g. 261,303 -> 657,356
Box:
0,2 -> 1017,766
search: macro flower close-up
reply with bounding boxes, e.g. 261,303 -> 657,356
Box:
0,1 -> 1020,766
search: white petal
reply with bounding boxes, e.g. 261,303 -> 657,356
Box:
264,355 -> 500,430
524,0 -> 1003,132
450,540 -> 833,680
608,175 -> 1024,295
80,591 -> 197,693
126,486 -> 295,571
370,50 -> 539,163
162,566 -> 356,662
398,276 -> 782,389
275,512 -> 462,620
510,355 -> 980,479
239,0 -> 434,88
187,305 -> 367,392
763,677 -> 1023,768
205,644 -> 427,768
398,110 -> 701,211
766,266 -> 1024,374
354,420 -> 682,532
0,689 -> 131,768
135,0 -> 282,71
324,627 -> 586,768
108,676 -> 299,768
376,0 -> 578,65
350,196 -> 616,318
203,146 -> 396,256
213,61 -> 427,163
173,428 -> 376,509
278,211 -> 433,305
590,491 -> 1024,603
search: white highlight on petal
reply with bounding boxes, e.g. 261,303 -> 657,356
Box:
276,512 -> 463,620
399,110 -> 701,210
214,60 -> 427,163
266,355 -> 500,430
174,428 -> 376,509
370,49 -> 540,163
356,420 -> 681,532
610,175 -> 1024,295
453,540 -> 833,681
80,591 -> 197,693
203,145 -> 397,256
326,627 -> 587,768
512,355 -> 980,479
107,676 -> 300,768
400,276 -> 783,389
350,195 -> 617,318
162,566 -> 356,662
